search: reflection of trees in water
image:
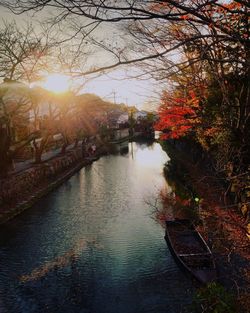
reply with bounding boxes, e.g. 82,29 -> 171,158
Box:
18,239 -> 104,311
133,138 -> 155,149
20,239 -> 89,283
164,159 -> 194,200
155,158 -> 199,221
120,146 -> 129,155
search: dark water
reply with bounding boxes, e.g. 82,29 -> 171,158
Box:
0,141 -> 194,313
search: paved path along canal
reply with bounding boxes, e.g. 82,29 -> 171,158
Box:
0,141 -> 195,313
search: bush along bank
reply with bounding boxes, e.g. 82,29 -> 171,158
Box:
159,138 -> 250,313
0,146 -> 100,225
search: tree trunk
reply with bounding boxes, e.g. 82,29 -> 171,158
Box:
74,138 -> 79,148
0,127 -> 12,177
61,133 -> 69,155
32,136 -> 49,164
34,147 -> 42,163
61,143 -> 67,155
0,154 -> 12,177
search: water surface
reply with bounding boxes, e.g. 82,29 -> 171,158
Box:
0,141 -> 194,313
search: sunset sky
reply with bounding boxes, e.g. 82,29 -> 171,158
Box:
0,6 -> 160,110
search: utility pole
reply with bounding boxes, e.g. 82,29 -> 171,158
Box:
113,90 -> 116,104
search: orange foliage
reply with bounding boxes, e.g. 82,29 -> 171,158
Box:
181,15 -> 190,20
155,90 -> 201,139
221,2 -> 242,11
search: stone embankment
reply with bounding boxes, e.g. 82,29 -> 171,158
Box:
0,147 -> 99,225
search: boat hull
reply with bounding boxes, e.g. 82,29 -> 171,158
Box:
165,219 -> 217,284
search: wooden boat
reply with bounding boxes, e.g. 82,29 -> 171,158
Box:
165,219 -> 217,284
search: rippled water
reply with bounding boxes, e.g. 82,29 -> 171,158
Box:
0,141 -> 194,313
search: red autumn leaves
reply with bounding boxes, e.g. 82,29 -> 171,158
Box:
155,90 -> 200,139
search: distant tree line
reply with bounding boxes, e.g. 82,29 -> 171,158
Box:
0,81 -> 132,176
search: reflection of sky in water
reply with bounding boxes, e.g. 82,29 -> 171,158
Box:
132,142 -> 170,168
0,141 -> 194,313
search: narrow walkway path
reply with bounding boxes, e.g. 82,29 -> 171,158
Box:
11,143 -> 77,174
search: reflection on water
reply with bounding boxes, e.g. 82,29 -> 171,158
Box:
19,239 -> 104,283
0,141 -> 195,313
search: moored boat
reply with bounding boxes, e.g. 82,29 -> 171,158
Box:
165,219 -> 217,284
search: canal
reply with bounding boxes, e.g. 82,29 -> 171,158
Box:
0,141 -> 194,313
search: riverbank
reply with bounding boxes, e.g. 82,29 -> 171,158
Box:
0,143 -> 110,225
0,132 -> 149,225
160,140 -> 250,312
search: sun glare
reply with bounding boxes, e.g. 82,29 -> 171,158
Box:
43,74 -> 70,93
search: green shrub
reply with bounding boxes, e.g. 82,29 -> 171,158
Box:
191,282 -> 236,313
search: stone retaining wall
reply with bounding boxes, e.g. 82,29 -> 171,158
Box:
0,142 -> 112,224
0,148 -> 83,211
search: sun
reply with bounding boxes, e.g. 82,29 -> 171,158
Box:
43,74 -> 70,93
